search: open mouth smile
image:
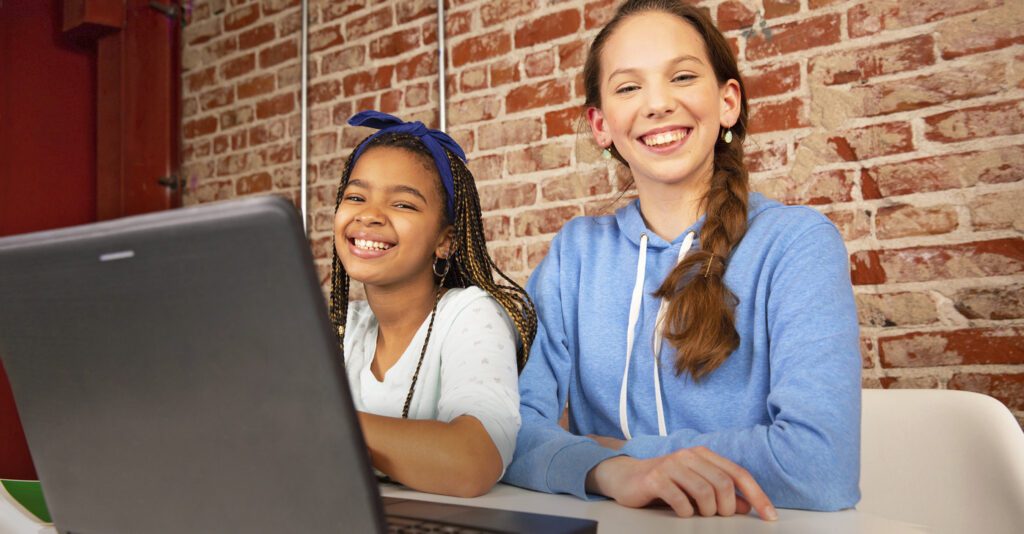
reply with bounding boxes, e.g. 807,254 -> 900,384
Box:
638,127 -> 692,152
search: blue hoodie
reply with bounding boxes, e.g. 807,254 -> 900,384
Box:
503,193 -> 861,511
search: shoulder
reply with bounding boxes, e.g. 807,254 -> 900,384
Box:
436,287 -> 517,345
745,192 -> 843,249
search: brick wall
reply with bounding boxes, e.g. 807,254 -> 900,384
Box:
181,0 -> 1024,422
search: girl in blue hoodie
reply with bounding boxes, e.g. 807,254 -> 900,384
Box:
503,0 -> 861,519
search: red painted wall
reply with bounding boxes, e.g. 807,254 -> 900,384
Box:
0,0 -> 97,480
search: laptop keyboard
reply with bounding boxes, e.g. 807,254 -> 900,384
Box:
387,514 -> 503,533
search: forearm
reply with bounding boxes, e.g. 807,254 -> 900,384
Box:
358,412 -> 502,497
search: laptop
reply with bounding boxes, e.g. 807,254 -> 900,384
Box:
0,196 -> 596,534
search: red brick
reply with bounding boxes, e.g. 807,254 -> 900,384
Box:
744,62 -> 800,99
764,0 -> 800,18
395,52 -> 436,81
405,83 -> 431,108
515,10 -> 581,49
847,62 -> 1005,117
584,0 -> 616,29
746,142 -> 788,173
187,67 -> 217,92
527,241 -> 552,269
206,36 -> 240,63
482,0 -> 538,27
248,119 -> 287,146
479,182 -> 537,211
444,96 -> 497,126
444,11 -> 472,37
217,152 -> 257,176
460,66 -> 488,93
525,50 -> 555,78
490,244 -> 525,273
542,167 -> 611,201
850,250 -> 886,285
483,215 -> 511,242
370,28 -> 420,59
194,179 -> 234,203
970,189 -> 1024,232
507,79 -> 571,113
236,74 -> 276,100
876,204 -> 959,240
343,66 -> 394,95
747,98 -> 806,134
467,154 -> 504,182
310,25 -> 345,53
259,39 -> 298,69
809,35 -> 935,86
545,107 -> 581,138
256,142 -> 294,166
514,205 -> 582,236
220,53 -> 256,80
236,172 -> 272,195
323,0 -> 366,22
452,30 -> 511,67
925,100 -> 1024,143
219,106 -> 255,130
309,132 -> 337,158
262,0 -> 299,16
857,291 -> 939,328
332,101 -> 354,127
879,376 -> 941,390
754,169 -> 854,206
825,122 -> 914,163
256,93 -> 295,119
950,373 -> 1024,412
507,142 -> 573,175
825,209 -> 870,241
809,0 -> 844,8
396,0 -> 434,23
186,18 -> 219,46
345,7 -> 392,40
238,23 -> 276,51
849,0 -> 1001,39
558,39 -> 588,71
953,284 -> 1024,320
746,14 -> 840,61
490,59 -> 522,87
184,116 -> 218,139
869,238 -> 1024,285
309,79 -> 342,104
199,86 -> 235,111
862,146 -> 1024,197
717,0 -> 756,31
880,328 -> 1024,368
377,89 -> 400,114
224,4 -> 259,32
860,338 -> 875,370
322,45 -> 366,74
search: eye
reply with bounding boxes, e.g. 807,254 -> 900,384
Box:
614,84 -> 640,95
393,202 -> 418,211
342,193 -> 364,202
672,73 -> 696,83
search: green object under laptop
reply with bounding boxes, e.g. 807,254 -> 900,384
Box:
1,479 -> 52,524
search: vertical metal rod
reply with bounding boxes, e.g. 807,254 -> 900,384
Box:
437,0 -> 446,132
300,0 -> 309,232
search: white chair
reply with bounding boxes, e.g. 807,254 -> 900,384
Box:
860,388 -> 1024,533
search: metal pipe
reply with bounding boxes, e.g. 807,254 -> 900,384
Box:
437,0 -> 446,132
300,0 -> 309,232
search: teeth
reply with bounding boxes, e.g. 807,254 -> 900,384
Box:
354,239 -> 393,251
642,129 -> 689,147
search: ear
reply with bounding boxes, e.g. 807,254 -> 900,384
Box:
719,79 -> 742,129
434,224 -> 453,260
586,106 -> 612,148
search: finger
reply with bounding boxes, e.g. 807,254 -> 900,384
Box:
659,455 -> 718,517
643,472 -> 696,518
735,494 -> 752,515
683,457 -> 737,516
693,447 -> 777,521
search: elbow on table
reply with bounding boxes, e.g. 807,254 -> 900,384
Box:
772,457 -> 861,511
445,470 -> 501,498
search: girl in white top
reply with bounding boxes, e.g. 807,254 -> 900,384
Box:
328,111 -> 537,497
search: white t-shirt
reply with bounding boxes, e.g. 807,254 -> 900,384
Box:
343,286 -> 520,469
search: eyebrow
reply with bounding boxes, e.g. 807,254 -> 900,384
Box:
606,55 -> 705,83
346,179 -> 429,203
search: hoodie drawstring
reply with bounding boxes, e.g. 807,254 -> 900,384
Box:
619,231 -> 694,440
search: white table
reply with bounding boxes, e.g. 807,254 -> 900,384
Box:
3,482 -> 929,533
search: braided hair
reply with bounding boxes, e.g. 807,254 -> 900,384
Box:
328,132 -> 537,372
583,0 -> 750,381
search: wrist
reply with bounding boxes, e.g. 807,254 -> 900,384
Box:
585,455 -> 631,497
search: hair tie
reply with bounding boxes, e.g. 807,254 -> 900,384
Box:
704,254 -> 714,278
347,110 -> 467,220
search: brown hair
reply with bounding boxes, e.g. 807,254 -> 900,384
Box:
328,133 -> 538,370
583,0 -> 750,380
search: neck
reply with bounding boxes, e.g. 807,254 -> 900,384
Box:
365,275 -> 438,340
634,173 -> 709,242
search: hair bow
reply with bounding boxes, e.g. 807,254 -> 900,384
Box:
348,110 -> 467,220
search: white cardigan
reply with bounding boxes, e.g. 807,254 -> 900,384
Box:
343,286 -> 521,468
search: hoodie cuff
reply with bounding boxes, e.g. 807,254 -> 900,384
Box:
546,441 -> 623,499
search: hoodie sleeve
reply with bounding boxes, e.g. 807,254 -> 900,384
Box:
618,221 -> 862,511
501,230 -> 623,499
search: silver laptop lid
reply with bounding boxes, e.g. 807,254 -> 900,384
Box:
0,196 -> 384,533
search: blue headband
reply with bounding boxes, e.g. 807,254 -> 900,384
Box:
347,110 -> 467,221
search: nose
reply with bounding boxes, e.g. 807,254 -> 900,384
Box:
353,205 -> 384,226
643,82 -> 676,119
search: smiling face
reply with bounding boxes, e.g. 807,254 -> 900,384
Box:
586,11 -> 741,193
334,146 -> 451,292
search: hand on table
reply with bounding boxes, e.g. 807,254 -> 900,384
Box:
586,446 -> 777,521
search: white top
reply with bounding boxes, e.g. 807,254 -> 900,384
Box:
343,286 -> 521,468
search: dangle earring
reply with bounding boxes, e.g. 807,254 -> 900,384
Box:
601,148 -> 612,160
722,128 -> 733,144
432,256 -> 450,282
